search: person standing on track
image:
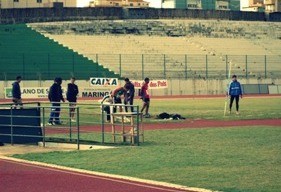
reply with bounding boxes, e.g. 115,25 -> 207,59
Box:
124,78 -> 135,112
48,77 -> 65,125
67,77 -> 79,122
228,75 -> 243,115
140,77 -> 150,118
12,76 -> 22,109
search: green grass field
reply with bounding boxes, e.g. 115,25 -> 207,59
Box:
14,97 -> 281,192
50,97 -> 281,125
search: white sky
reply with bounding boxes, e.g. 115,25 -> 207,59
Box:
145,0 -> 162,8
75,0 -> 162,8
77,0 -> 93,7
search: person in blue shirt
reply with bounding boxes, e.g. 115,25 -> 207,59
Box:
228,75 -> 243,115
48,77 -> 65,125
12,76 -> 23,109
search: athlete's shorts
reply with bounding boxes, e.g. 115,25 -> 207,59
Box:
143,98 -> 150,103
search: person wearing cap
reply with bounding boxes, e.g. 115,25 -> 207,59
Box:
12,76 -> 22,109
48,77 -> 65,125
228,75 -> 243,115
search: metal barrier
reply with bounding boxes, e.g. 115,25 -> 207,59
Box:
0,102 -> 81,149
0,101 -> 143,149
101,103 -> 143,146
0,54 -> 280,80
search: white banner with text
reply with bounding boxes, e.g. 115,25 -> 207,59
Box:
131,79 -> 168,89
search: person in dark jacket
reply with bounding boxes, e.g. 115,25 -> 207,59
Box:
48,77 -> 65,125
66,77 -> 79,122
123,78 -> 135,112
12,76 -> 22,109
228,75 -> 243,115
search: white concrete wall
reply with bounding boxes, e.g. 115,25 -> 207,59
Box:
1,78 -> 280,99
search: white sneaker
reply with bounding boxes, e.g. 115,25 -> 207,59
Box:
47,122 -> 53,126
144,114 -> 151,118
71,119 -> 76,122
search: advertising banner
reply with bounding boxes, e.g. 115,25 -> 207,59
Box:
4,87 -> 66,99
80,88 -> 110,98
131,79 -> 168,89
90,78 -> 119,87
5,87 -> 110,99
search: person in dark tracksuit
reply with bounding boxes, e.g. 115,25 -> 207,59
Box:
123,78 -> 135,112
228,75 -> 243,115
48,77 -> 65,125
67,77 -> 79,122
12,76 -> 22,109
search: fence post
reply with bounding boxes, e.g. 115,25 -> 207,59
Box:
136,105 -> 140,146
96,54 -> 99,63
225,55 -> 228,79
163,54 -> 166,79
185,54 -> 188,79
101,105 -> 105,144
76,107 -> 80,150
10,108 -> 14,145
205,55 -> 208,79
48,53 -> 50,79
142,54 -> 144,79
42,107 -> 46,147
245,55 -> 248,79
72,53 -> 75,75
69,104 -> 72,141
22,53 -> 25,79
119,54 -> 122,76
264,55 -> 267,78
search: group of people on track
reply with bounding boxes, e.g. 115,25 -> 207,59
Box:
11,76 -> 152,125
101,77 -> 151,122
11,74 -> 242,124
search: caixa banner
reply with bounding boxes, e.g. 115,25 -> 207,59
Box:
90,78 -> 119,87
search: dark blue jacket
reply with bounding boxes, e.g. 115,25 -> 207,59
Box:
48,83 -> 64,102
228,80 -> 242,96
124,82 -> 135,98
12,82 -> 21,99
67,83 -> 79,102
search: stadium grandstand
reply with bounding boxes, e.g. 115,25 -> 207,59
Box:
29,19 -> 281,79
0,24 -> 120,81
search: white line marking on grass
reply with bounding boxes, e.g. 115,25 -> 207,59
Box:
0,156 -> 218,192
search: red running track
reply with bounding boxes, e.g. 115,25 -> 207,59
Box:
0,159 -> 192,192
79,119 -> 281,132
44,119 -> 281,135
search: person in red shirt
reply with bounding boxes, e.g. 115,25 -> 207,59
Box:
140,77 -> 150,118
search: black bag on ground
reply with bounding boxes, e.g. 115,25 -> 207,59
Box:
156,112 -> 171,119
171,114 -> 186,120
156,112 -> 186,120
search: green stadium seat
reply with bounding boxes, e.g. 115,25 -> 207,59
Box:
0,24 -> 120,80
